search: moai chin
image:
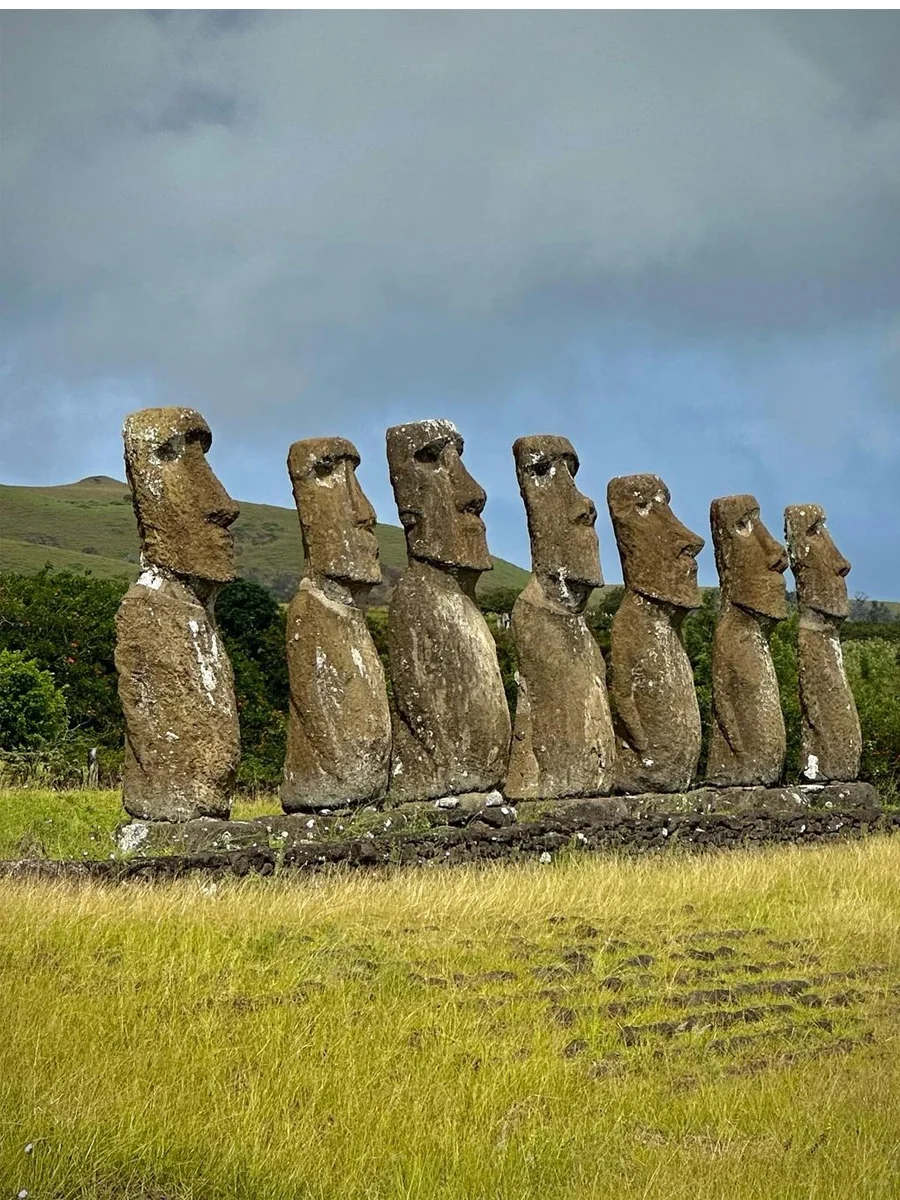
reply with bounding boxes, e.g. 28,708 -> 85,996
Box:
386,419 -> 511,801
281,437 -> 391,812
505,435 -> 615,800
115,407 -> 241,821
785,504 -> 861,783
706,495 -> 788,787
607,474 -> 704,794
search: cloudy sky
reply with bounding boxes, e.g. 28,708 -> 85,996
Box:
2,11 -> 899,595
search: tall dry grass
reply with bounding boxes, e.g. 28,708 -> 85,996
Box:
1,838 -> 899,1199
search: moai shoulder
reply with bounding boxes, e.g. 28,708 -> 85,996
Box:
785,503 -> 861,783
606,474 -> 704,794
282,437 -> 391,811
386,419 -> 510,802
506,435 -> 615,800
115,407 -> 241,821
706,495 -> 788,787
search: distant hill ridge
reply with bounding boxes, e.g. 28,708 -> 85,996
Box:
0,475 -> 531,601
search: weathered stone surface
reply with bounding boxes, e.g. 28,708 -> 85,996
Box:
116,408 -> 240,821
282,438 -> 391,811
607,475 -> 704,794
116,817 -> 265,855
785,504 -> 861,782
506,436 -> 615,799
122,407 -> 238,585
386,420 -> 510,801
707,496 -> 788,787
19,782 -> 887,883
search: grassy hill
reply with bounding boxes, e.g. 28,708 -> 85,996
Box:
0,476 -> 530,600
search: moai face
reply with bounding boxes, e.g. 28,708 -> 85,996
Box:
607,474 -> 704,609
785,504 -> 851,619
288,437 -> 381,587
711,495 -> 788,620
123,407 -> 238,584
514,434 -> 601,611
386,419 -> 492,572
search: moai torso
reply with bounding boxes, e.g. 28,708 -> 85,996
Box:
389,559 -> 510,799
116,407 -> 241,821
706,495 -> 788,787
506,436 -> 614,800
282,438 -> 391,811
786,504 -> 861,783
607,475 -> 704,794
610,590 -> 700,794
386,420 -> 510,802
116,568 -> 240,821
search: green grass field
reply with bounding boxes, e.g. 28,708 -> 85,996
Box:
0,476 -> 530,597
0,787 -> 282,861
1,828 -> 899,1199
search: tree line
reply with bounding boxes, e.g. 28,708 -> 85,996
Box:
0,569 -> 897,799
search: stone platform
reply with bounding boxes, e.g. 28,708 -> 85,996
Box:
95,780 -> 888,869
1,783 -> 889,884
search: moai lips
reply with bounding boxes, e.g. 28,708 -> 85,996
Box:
386,419 -> 510,802
282,437 -> 391,811
607,475 -> 704,794
506,435 -> 615,800
786,504 -> 861,783
115,407 -> 241,821
706,495 -> 788,787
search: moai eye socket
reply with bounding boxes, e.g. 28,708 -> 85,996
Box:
529,459 -> 552,478
155,436 -> 183,463
414,442 -> 444,465
314,457 -> 337,480
735,515 -> 754,536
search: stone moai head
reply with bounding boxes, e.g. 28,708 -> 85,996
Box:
288,437 -> 381,591
784,504 -> 851,619
386,419 -> 492,572
710,495 -> 788,620
123,407 -> 238,585
607,474 -> 704,609
513,434 -> 601,612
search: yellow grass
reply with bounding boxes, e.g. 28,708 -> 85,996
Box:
1,838 -> 899,1198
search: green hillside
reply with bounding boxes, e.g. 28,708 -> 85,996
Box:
0,476 -> 530,600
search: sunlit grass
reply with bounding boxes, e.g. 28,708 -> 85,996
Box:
0,788 -> 284,860
1,838 -> 899,1198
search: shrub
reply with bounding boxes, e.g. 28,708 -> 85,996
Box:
843,639 -> 900,801
0,569 -> 126,745
0,649 -> 68,750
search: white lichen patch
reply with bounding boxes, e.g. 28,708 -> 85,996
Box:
187,616 -> 223,706
117,822 -> 150,853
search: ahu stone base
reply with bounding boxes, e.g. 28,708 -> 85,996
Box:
106,781 -> 886,870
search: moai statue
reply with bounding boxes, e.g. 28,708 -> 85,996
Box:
115,408 -> 241,821
607,475 -> 704,794
386,419 -> 511,801
506,435 -> 615,800
282,438 -> 391,811
785,504 -> 861,782
706,495 -> 788,787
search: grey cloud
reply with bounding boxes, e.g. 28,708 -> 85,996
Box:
1,11 -> 898,473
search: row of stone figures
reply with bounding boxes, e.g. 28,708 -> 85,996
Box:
114,407 -> 862,823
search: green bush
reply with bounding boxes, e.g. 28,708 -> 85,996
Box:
0,569 -> 126,744
216,578 -> 290,789
843,639 -> 900,801
0,649 -> 68,750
